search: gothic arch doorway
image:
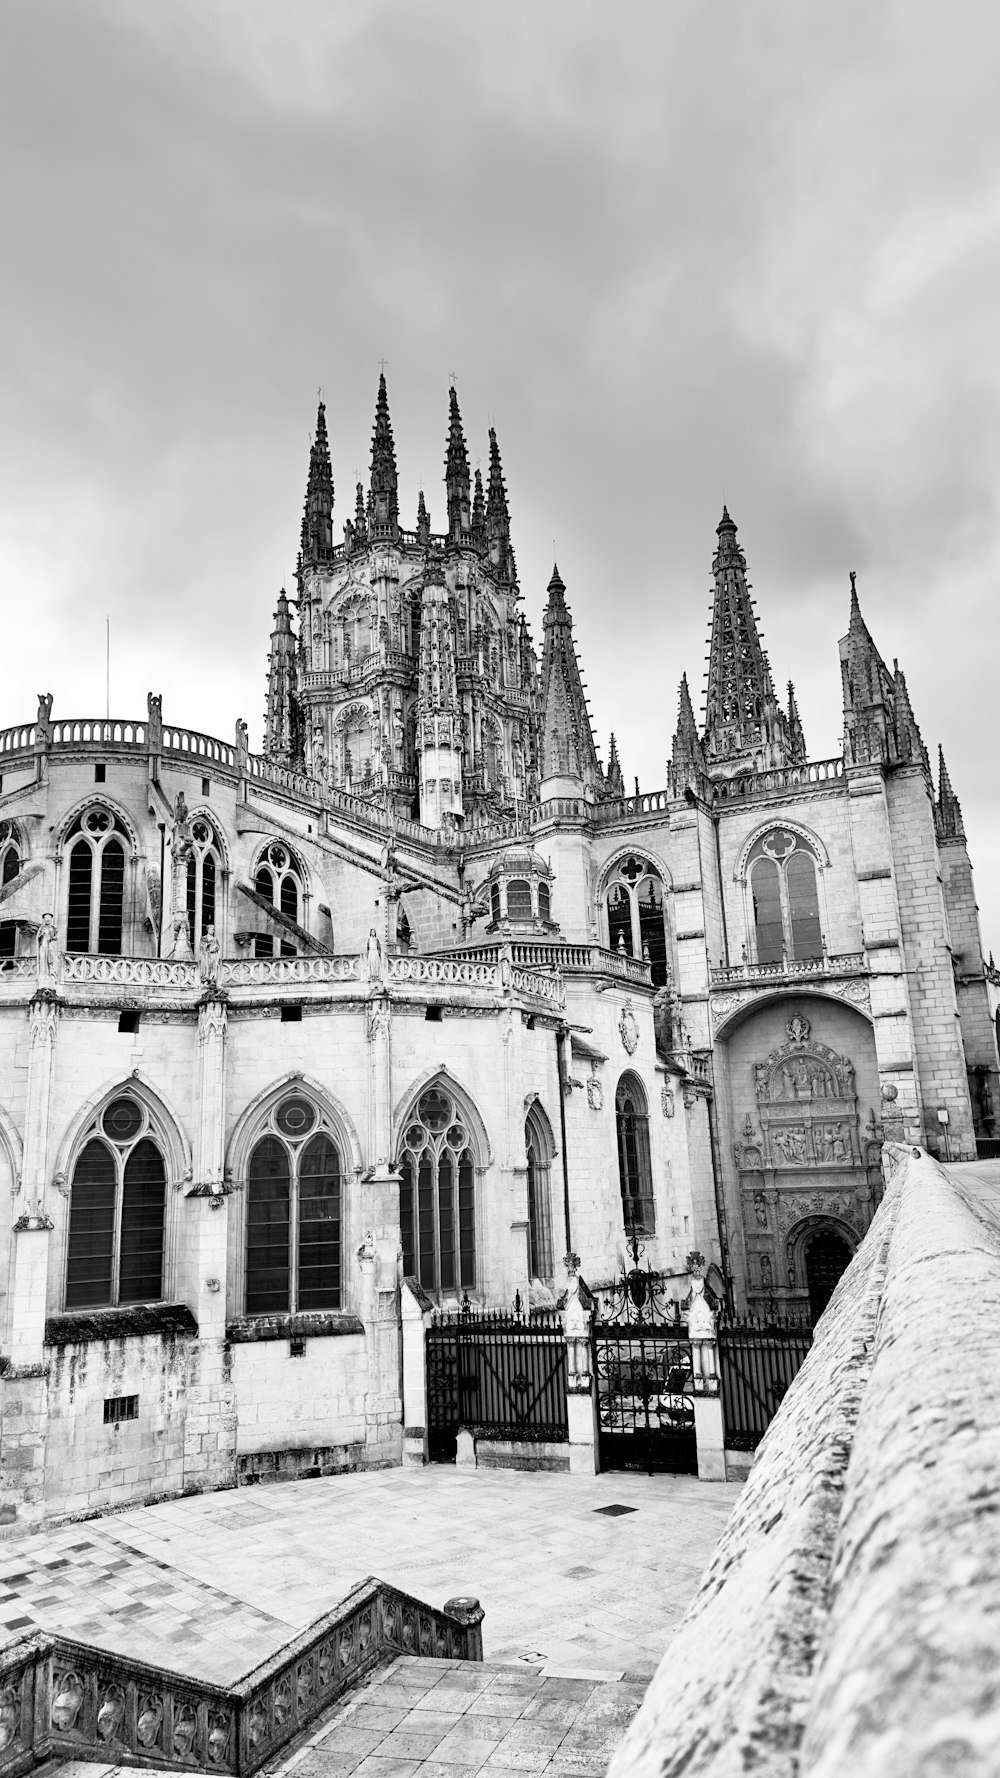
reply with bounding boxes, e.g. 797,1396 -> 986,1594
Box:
805,1229 -> 853,1323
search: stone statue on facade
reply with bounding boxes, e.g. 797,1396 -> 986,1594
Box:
36,911 -> 60,987
199,923 -> 221,989
169,792 -> 194,959
366,926 -> 383,982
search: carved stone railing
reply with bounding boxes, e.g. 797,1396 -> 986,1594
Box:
590,788 -> 672,824
0,723 -> 37,754
0,958 -> 37,983
50,718 -> 148,749
0,1580 -> 483,1778
221,954 -> 361,989
711,757 -> 844,802
61,955 -> 200,989
435,940 -> 652,987
387,955 -> 499,990
710,952 -> 867,988
162,727 -> 236,768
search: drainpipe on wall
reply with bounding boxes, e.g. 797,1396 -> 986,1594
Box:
555,1025 -> 573,1258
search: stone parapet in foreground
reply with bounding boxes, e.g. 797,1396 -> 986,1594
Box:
608,1144 -> 1000,1778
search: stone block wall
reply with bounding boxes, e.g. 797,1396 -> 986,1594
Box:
608,1145 -> 1000,1778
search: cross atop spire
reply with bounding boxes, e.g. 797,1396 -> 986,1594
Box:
369,371 -> 399,540
300,397 -> 334,561
702,509 -> 796,775
445,385 -> 470,543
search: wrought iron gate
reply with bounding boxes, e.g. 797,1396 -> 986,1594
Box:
718,1316 -> 813,1450
425,1296 -> 568,1463
591,1238 -> 696,1475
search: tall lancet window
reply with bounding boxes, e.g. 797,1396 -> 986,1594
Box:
65,808 -> 128,955
602,856 -> 670,987
748,830 -> 823,964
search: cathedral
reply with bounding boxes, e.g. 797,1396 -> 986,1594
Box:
0,374 -> 995,1525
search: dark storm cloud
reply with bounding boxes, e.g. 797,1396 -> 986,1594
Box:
2,0 -> 999,934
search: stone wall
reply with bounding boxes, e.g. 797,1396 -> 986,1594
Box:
609,1145 -> 1000,1778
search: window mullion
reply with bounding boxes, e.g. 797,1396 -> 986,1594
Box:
112,1151 -> 124,1306
433,1145 -> 443,1295
777,863 -> 793,961
289,1158 -> 299,1312
629,886 -> 641,959
90,844 -> 101,953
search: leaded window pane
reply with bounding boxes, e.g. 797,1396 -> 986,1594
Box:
538,882 -> 551,922
66,1140 -> 116,1307
66,839 -> 93,954
752,858 -> 783,963
400,1153 -> 415,1277
417,1150 -> 435,1289
2,848 -> 19,884
119,1139 -> 165,1303
458,1155 -> 476,1288
438,1149 -> 456,1293
787,850 -> 823,960
506,879 -> 532,921
246,1137 -> 290,1314
280,873 -> 299,923
297,1134 -> 341,1310
97,839 -> 125,955
202,853 -> 216,934
616,1076 -> 655,1236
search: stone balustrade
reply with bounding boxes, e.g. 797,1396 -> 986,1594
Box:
434,939 -> 651,987
710,951 -> 867,988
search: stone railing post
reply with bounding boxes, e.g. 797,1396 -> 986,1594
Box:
688,1268 -> 726,1482
564,1256 -> 600,1475
400,1276 -> 434,1465
444,1596 -> 485,1662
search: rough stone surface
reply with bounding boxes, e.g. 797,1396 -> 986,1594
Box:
608,1147 -> 1000,1778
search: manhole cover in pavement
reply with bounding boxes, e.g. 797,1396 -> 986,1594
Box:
593,1504 -> 637,1516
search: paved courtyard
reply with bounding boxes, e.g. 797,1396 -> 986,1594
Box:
0,1466 -> 741,1687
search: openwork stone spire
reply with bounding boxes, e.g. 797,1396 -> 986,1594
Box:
787,681 -> 807,764
445,385 -> 470,543
417,562 -> 463,828
300,399 -> 334,561
702,508 -> 794,774
368,372 -> 399,539
606,732 -> 625,798
486,425 -> 517,586
264,589 -> 302,764
936,747 -> 965,841
670,672 -> 707,796
471,467 -> 486,550
538,564 -> 601,795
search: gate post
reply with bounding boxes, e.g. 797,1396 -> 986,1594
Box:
401,1277 -> 434,1466
688,1271 -> 726,1482
564,1258 -> 599,1475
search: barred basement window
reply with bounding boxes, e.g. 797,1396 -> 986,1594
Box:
245,1096 -> 341,1314
66,1097 -> 165,1308
616,1073 -> 655,1237
253,842 -> 303,959
399,1086 -> 476,1296
103,1394 -> 139,1425
65,808 -> 128,955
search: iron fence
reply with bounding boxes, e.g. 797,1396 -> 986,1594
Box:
718,1315 -> 813,1450
425,1296 -> 568,1462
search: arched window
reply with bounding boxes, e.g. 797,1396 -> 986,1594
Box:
245,1094 -> 342,1314
748,830 -> 823,964
398,1085 -> 476,1296
342,711 -> 374,790
506,880 -> 532,921
537,882 -> 551,923
490,883 -> 501,925
603,857 -> 670,987
0,821 -> 20,887
616,1073 -> 654,1236
66,1095 -> 165,1308
525,1105 -> 554,1280
253,842 -> 303,959
65,808 -> 129,955
185,817 -> 223,944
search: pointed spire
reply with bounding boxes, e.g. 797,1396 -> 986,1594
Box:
368,371 -> 399,539
605,732 -> 625,797
486,425 -> 517,586
892,662 -> 928,770
353,480 -> 367,548
670,673 -> 706,796
416,488 -> 430,546
300,399 -> 334,561
538,562 -> 601,795
702,509 -> 795,774
264,589 -> 303,765
840,570 -> 893,764
445,385 -> 471,543
936,746 -> 965,840
471,467 -> 486,549
787,681 -> 807,763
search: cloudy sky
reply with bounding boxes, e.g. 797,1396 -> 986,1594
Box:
2,1 -> 999,939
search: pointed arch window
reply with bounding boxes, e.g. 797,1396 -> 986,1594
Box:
186,817 -> 223,943
616,1073 -> 654,1237
602,857 -> 669,987
253,842 -> 303,959
0,821 -> 20,887
65,808 -> 129,955
525,1105 -> 554,1280
66,1096 -> 165,1308
748,831 -> 823,964
245,1095 -> 341,1313
398,1086 -> 476,1296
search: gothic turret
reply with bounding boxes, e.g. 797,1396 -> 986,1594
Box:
416,489 -> 430,547
264,589 -> 302,764
538,564 -> 601,799
936,747 -> 965,841
669,672 -> 706,796
606,733 -> 625,798
892,662 -> 929,771
486,426 -> 517,587
702,508 -> 795,775
840,573 -> 928,768
416,563 -> 464,828
300,400 -> 334,561
471,468 -> 486,551
787,681 -> 807,764
369,372 -> 399,540
445,386 -> 471,543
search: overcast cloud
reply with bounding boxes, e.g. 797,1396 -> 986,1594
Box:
2,1 -> 999,939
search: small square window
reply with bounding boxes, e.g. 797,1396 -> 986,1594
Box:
94,763 -> 106,783
202,777 -> 210,797
104,1394 -> 139,1425
289,1336 -> 306,1357
118,1010 -> 141,1034
425,1006 -> 443,1023
281,1004 -> 302,1024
